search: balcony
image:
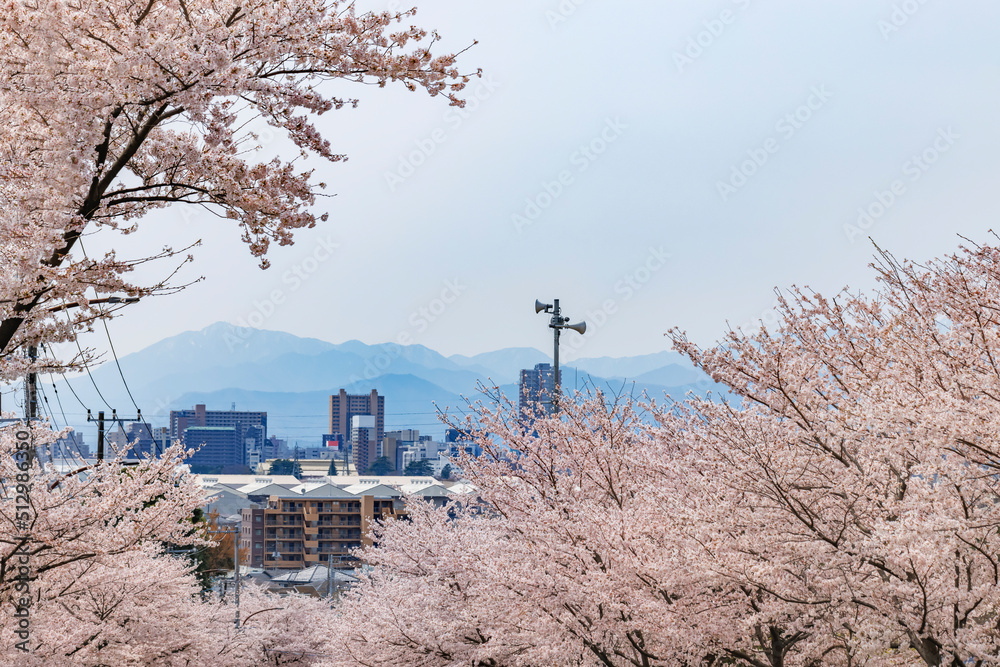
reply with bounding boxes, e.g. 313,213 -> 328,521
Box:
304,540 -> 319,549
265,518 -> 302,526
304,525 -> 319,536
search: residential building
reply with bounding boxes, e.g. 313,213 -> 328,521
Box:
258,489 -> 364,569
351,415 -> 377,473
265,435 -> 287,459
519,362 -> 556,419
328,389 -> 384,444
105,422 -> 129,456
117,422 -> 171,459
379,434 -> 398,471
52,431 -> 88,460
240,507 -> 266,568
234,480 -> 441,569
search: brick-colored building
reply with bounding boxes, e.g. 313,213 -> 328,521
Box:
240,484 -> 407,569
328,389 -> 384,445
240,507 -> 266,567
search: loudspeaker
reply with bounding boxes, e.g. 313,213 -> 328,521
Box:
565,321 -> 587,335
534,299 -> 551,314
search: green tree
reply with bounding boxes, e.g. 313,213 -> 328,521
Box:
269,459 -> 303,478
440,464 -> 453,480
182,508 -> 238,593
328,458 -> 338,476
404,459 -> 433,476
367,457 -> 395,476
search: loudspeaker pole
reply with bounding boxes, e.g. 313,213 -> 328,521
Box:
534,299 -> 586,414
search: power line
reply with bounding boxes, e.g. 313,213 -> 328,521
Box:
67,320 -> 113,411
36,381 -> 67,468
52,367 -> 91,414
41,345 -> 92,462
99,314 -> 158,455
67,234 -> 155,458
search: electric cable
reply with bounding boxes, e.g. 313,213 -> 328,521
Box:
100,315 -> 157,454
41,344 -> 90,462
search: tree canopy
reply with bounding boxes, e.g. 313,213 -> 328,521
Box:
0,0 -> 475,379
366,456 -> 394,476
403,458 -> 432,476
268,458 -> 302,478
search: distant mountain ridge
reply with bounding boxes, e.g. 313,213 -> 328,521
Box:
49,323 -> 715,448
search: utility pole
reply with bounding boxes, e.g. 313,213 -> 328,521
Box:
23,345 -> 38,467
97,411 -> 105,461
234,532 -> 240,629
25,345 -> 38,422
207,525 -> 241,628
88,408 -> 142,462
88,410 -> 105,461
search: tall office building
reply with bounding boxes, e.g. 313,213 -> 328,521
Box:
171,404 -> 267,466
519,362 -> 556,419
183,426 -> 240,468
328,389 -> 384,444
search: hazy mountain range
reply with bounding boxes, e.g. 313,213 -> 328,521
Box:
42,322 -> 716,447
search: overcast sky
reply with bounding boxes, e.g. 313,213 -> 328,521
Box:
79,0 -> 1000,364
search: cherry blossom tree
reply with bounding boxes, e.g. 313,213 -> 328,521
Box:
0,421 -> 349,664
329,394 -> 776,667
0,0 -> 474,376
328,241 -> 1000,666
665,242 -> 1000,666
0,1 -> 474,660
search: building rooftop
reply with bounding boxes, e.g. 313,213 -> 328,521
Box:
195,474 -> 302,487
268,565 -> 359,586
343,482 -> 402,498
400,483 -> 453,498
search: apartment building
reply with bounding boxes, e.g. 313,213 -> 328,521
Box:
328,389 -> 384,444
519,363 -> 556,419
241,485 -> 406,569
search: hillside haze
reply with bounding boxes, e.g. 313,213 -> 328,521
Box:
47,323 -> 713,449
